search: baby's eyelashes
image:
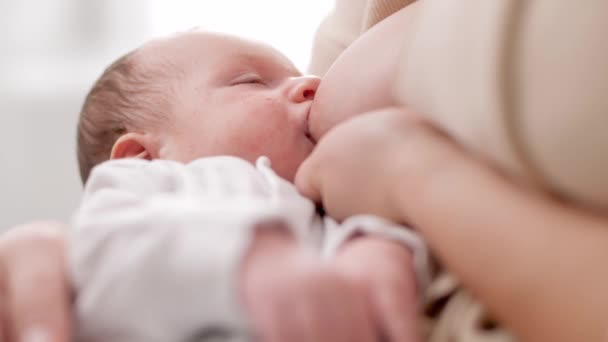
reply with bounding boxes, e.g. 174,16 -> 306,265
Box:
231,74 -> 266,86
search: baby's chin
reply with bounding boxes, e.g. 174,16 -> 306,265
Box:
275,152 -> 312,183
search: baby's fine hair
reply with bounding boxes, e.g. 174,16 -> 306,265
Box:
77,49 -> 171,184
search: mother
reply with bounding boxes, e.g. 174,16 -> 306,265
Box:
298,0 -> 608,341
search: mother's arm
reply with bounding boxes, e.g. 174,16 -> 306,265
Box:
402,135 -> 608,342
0,220 -> 71,342
296,107 -> 608,342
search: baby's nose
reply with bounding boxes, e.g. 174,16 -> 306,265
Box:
288,76 -> 321,103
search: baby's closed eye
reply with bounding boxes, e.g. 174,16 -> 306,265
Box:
231,74 -> 265,86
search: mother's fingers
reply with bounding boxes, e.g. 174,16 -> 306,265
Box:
8,247 -> 71,342
332,283 -> 376,342
0,262 -> 11,342
0,222 -> 71,342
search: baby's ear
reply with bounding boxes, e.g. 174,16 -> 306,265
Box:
110,132 -> 154,160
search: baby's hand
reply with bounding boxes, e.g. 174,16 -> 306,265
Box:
240,225 -> 376,342
333,236 -> 421,342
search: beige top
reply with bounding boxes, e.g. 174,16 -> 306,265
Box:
309,0 -> 414,76
310,0 -> 608,213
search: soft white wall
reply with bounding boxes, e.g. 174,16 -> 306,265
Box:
0,0 -> 331,230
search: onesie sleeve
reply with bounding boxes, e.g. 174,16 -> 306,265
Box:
322,215 -> 431,296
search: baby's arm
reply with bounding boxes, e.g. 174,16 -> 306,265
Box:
334,235 -> 421,342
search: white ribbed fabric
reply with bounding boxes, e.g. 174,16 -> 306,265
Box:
70,156 -> 429,342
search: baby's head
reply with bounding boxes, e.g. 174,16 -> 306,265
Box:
78,31 -> 319,183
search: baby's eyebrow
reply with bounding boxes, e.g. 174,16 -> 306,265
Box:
233,52 -> 301,76
208,53 -> 300,84
208,56 -> 253,76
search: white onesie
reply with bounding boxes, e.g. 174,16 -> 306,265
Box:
70,156 -> 429,342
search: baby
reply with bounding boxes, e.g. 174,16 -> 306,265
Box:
70,31 -> 429,342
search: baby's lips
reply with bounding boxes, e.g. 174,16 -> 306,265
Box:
304,107 -> 317,144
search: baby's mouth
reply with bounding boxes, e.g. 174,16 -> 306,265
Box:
304,108 -> 316,144
305,131 -> 316,145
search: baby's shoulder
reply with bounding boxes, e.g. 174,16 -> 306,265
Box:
84,156 -> 284,200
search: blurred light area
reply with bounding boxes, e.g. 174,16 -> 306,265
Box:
149,1 -> 333,71
0,0 -> 331,229
1,1 -> 152,95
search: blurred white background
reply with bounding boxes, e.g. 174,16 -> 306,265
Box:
0,0 -> 332,229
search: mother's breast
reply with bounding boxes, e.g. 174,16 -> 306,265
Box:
312,0 -> 608,210
396,0 -> 608,210
309,2 -> 421,140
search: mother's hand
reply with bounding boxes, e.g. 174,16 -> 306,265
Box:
0,221 -> 70,342
296,106 -> 463,223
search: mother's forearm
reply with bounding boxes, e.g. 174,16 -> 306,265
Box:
402,156 -> 608,342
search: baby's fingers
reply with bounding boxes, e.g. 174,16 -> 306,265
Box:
323,277 -> 375,342
374,278 -> 420,342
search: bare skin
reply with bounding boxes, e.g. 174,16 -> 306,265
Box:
309,2 -> 420,139
298,107 -> 608,341
298,2 -> 608,340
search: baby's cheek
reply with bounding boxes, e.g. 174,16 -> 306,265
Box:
236,121 -> 285,157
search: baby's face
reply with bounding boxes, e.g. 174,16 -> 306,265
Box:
143,32 -> 320,181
